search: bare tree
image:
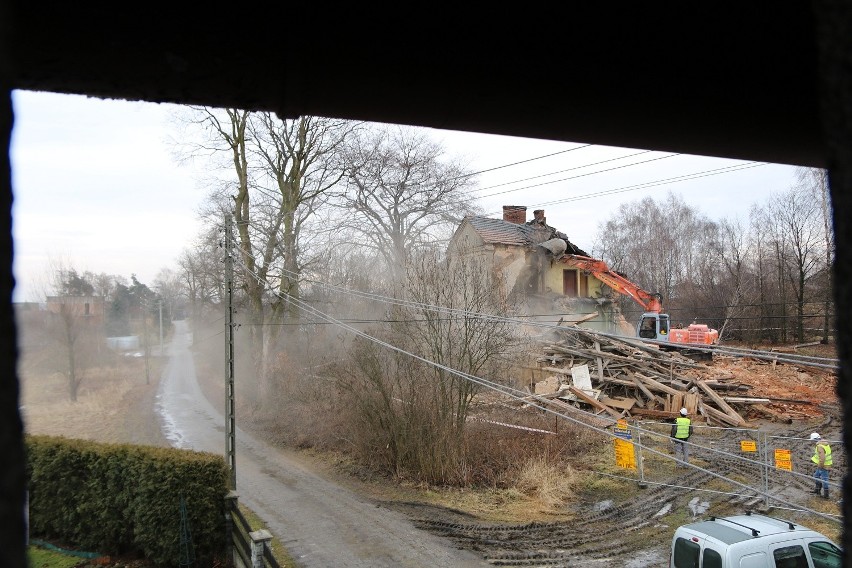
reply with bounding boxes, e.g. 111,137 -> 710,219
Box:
748,203 -> 785,341
594,193 -> 721,325
766,187 -> 824,342
338,125 -> 480,284
713,217 -> 752,338
153,268 -> 182,324
247,114 -> 353,325
336,250 -> 517,484
42,262 -> 102,401
177,227 -> 226,325
797,167 -> 834,342
176,108 -> 354,399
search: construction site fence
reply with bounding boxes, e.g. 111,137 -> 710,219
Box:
612,420 -> 846,511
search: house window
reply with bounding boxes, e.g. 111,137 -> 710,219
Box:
84,302 -> 90,316
563,269 -> 578,297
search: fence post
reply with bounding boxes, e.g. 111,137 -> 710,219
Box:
761,432 -> 770,511
224,490 -> 239,566
250,529 -> 273,568
634,420 -> 646,488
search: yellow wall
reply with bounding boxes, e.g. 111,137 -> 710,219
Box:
543,263 -> 604,298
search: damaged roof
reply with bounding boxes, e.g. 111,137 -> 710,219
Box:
465,216 -> 543,247
463,215 -> 590,256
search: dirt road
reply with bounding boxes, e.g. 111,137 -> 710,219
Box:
156,321 -> 489,567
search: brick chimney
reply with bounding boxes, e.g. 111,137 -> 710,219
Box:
502,205 -> 527,224
531,209 -> 546,224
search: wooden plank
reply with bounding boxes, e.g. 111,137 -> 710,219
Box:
704,381 -> 751,391
542,397 -> 614,429
630,374 -> 663,404
543,367 -> 635,388
695,379 -> 748,426
593,340 -> 605,383
574,312 -> 599,324
629,407 -> 681,420
671,392 -> 684,414
567,386 -> 622,418
722,396 -> 772,404
634,373 -> 682,397
698,401 -> 745,427
684,392 -> 700,415
599,395 -> 636,410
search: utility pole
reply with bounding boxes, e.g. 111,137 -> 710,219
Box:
158,298 -> 163,355
142,300 -> 150,385
224,215 -> 237,490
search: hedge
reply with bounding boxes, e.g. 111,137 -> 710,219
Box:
26,435 -> 229,567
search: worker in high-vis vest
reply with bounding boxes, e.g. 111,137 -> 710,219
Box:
670,408 -> 694,465
810,432 -> 832,499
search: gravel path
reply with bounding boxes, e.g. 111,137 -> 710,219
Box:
155,321 -> 489,568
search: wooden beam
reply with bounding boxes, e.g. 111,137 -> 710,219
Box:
593,340 -> 605,383
631,374 -> 663,404
698,400 -> 746,427
722,396 -> 772,404
566,386 -> 622,418
599,395 -> 636,410
634,373 -> 682,397
629,408 -> 680,420
695,379 -> 748,426
542,397 -> 614,429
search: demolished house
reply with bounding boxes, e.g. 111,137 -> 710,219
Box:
448,205 -> 631,334
449,207 -> 838,426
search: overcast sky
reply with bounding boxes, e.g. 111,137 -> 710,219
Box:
10,90 -> 802,303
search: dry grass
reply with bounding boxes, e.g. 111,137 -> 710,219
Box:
513,457 -> 578,510
20,355 -> 168,447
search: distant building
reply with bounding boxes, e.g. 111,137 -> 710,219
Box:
45,295 -> 106,326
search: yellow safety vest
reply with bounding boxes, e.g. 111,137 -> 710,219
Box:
675,417 -> 691,439
812,443 -> 832,467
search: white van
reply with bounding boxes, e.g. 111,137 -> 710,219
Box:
670,512 -> 841,567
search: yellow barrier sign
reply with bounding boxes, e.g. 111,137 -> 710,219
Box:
614,438 -> 636,470
614,419 -> 632,440
774,448 -> 792,471
740,440 -> 757,452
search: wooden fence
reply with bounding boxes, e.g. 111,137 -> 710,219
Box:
225,492 -> 280,568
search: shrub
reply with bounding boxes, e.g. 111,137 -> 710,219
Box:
26,435 -> 229,567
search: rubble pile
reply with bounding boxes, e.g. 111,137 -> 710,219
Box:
523,326 -> 837,426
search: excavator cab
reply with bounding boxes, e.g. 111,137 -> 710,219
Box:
637,313 -> 669,340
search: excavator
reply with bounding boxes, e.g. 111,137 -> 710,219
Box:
560,254 -> 719,346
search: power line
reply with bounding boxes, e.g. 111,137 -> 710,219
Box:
447,143 -> 594,181
473,149 -> 655,193
478,152 -> 679,200
528,162 -> 766,211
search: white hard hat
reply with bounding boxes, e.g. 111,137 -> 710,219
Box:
680,408 -> 688,416
810,432 -> 821,440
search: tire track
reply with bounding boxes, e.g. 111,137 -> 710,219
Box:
398,432 -> 839,567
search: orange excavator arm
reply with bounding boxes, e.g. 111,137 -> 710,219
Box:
561,255 -> 663,313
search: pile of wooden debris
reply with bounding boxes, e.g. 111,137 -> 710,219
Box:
522,326 -> 833,427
